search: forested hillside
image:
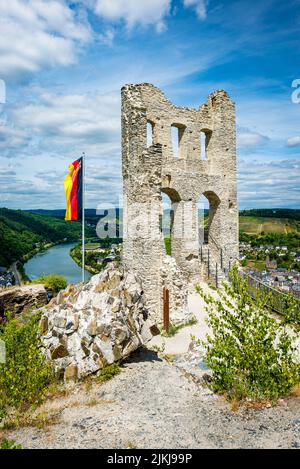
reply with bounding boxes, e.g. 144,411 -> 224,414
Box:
240,208 -> 300,221
0,208 -> 95,267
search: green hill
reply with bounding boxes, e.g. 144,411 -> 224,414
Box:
1,207 -> 299,268
239,216 -> 300,235
240,208 -> 300,221
0,208 -> 95,267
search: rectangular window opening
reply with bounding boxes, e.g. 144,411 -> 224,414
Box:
147,121 -> 154,147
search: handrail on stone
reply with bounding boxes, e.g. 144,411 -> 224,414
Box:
199,241 -> 300,315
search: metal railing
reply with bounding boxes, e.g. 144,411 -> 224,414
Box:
200,238 -> 300,316
199,243 -> 227,288
238,269 -> 300,316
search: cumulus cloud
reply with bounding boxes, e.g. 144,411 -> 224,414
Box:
237,127 -> 269,148
287,136 -> 300,148
238,159 -> 300,208
0,0 -> 92,80
14,90 -> 120,146
0,124 -> 29,152
183,0 -> 208,20
93,0 -> 171,31
1,88 -> 122,208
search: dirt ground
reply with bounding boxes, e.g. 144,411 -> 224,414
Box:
5,347 -> 300,449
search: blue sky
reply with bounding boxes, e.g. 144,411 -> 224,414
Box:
0,0 -> 299,210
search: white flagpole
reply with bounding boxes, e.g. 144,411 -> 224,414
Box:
82,152 -> 85,282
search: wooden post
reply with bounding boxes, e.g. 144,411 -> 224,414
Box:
163,287 -> 170,334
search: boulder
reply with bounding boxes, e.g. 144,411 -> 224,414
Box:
0,284 -> 48,318
40,263 -> 158,380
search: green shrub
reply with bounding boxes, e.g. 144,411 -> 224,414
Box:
33,274 -> 67,293
0,438 -> 22,449
281,293 -> 300,330
0,315 -> 53,414
197,267 -> 300,401
97,363 -> 121,382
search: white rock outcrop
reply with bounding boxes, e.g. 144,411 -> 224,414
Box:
39,263 -> 158,381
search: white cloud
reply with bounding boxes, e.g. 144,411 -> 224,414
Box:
0,124 -> 29,151
0,0 -> 92,80
237,128 -> 269,148
93,0 -> 171,31
238,159 -> 300,209
98,28 -> 115,46
287,136 -> 300,147
183,0 -> 208,20
14,91 -> 120,145
5,89 -> 122,208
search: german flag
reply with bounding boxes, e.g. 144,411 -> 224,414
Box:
64,157 -> 83,221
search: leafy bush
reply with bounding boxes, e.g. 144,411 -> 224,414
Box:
0,315 -> 53,415
0,438 -> 22,449
97,363 -> 121,382
281,293 -> 300,330
33,274 -> 67,293
197,267 -> 300,401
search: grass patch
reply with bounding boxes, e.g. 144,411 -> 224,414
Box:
96,363 -> 121,383
127,441 -> 137,449
0,438 -> 22,449
2,409 -> 61,431
161,353 -> 177,363
161,316 -> 198,337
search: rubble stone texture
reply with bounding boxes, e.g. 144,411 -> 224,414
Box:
0,284 -> 48,318
122,83 -> 239,323
40,263 -> 157,380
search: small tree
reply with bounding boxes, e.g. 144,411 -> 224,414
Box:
33,274 -> 67,293
0,315 -> 53,415
197,267 -> 300,401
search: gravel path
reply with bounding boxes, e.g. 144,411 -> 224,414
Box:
6,348 -> 300,449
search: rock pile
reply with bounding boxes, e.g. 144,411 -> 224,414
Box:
39,263 -> 158,381
172,341 -> 215,398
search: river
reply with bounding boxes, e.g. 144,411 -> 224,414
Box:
24,243 -> 92,284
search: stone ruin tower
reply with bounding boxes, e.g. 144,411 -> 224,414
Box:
121,83 -> 238,324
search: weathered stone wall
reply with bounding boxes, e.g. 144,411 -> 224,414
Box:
122,83 -> 238,324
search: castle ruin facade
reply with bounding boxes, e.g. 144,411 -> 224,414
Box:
121,83 -> 238,324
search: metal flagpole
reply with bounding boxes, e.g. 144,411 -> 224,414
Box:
82,152 -> 85,282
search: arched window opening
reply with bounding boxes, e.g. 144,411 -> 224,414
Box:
198,191 -> 220,246
200,129 -> 212,160
147,121 -> 154,147
171,124 -> 185,158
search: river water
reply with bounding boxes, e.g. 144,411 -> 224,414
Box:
24,243 -> 92,284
